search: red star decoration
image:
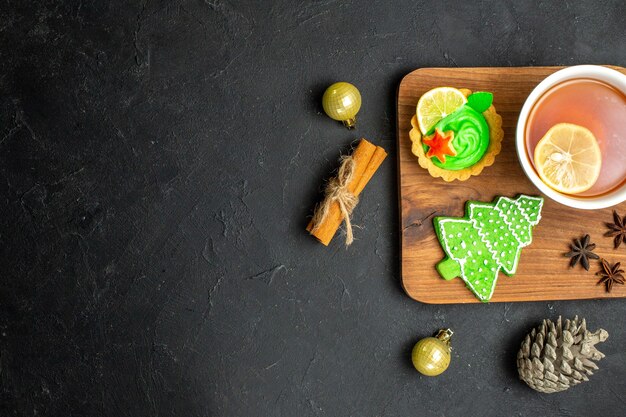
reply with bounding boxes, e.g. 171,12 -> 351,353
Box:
423,129 -> 456,163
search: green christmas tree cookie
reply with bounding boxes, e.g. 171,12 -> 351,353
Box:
434,195 -> 543,302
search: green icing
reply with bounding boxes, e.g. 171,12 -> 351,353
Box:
516,195 -> 543,225
467,92 -> 493,113
495,197 -> 532,246
435,218 -> 500,302
433,195 -> 545,302
468,202 -> 522,276
423,105 -> 490,170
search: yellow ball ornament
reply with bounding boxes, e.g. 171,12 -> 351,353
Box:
322,82 -> 361,129
411,329 -> 453,376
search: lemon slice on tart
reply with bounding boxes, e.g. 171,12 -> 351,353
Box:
533,123 -> 602,194
416,87 -> 467,135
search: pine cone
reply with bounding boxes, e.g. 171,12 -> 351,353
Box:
517,316 -> 608,393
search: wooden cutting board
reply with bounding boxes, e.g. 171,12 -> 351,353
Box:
398,66 -> 626,304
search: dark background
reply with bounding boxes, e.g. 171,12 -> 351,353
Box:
2,1 -> 626,416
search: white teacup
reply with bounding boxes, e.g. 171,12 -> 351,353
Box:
516,65 -> 626,210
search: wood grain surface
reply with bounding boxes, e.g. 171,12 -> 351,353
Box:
397,66 -> 626,304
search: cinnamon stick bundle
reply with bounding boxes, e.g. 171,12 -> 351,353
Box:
307,139 -> 387,246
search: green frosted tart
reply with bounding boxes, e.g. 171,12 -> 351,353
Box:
409,88 -> 503,182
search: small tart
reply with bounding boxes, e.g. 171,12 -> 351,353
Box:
409,88 -> 503,182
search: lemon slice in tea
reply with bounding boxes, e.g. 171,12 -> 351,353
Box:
416,87 -> 467,135
533,123 -> 602,194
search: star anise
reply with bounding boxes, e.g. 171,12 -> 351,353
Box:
564,234 -> 599,270
605,210 -> 626,249
596,258 -> 625,293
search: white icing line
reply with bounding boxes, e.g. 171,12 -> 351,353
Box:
468,200 -> 523,276
516,195 -> 544,226
495,197 -> 528,246
437,218 -> 472,264
467,202 -> 507,265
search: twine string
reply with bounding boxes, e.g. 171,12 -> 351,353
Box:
311,156 -> 360,245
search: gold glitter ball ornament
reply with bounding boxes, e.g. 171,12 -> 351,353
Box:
411,329 -> 453,376
322,82 -> 361,129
